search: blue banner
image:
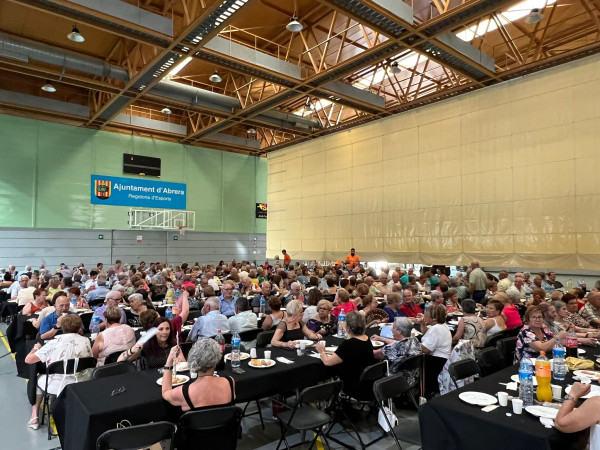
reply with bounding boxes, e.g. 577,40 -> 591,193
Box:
91,175 -> 187,210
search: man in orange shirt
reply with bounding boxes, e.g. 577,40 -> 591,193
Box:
345,248 -> 360,268
282,249 -> 291,266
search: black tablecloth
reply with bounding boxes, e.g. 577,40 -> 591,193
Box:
53,336 -> 342,450
419,361 -> 587,450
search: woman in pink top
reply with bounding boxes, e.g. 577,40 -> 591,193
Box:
501,289 -> 523,330
332,288 -> 357,317
92,306 -> 136,366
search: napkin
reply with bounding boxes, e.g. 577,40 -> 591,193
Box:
276,357 -> 294,364
540,417 -> 554,428
309,353 -> 321,359
505,382 -> 518,391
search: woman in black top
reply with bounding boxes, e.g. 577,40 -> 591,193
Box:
316,311 -> 376,393
271,300 -> 322,349
120,317 -> 183,369
162,339 -> 235,411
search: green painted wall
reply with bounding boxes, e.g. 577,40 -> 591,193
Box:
0,114 -> 267,233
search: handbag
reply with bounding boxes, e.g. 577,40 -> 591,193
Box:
377,360 -> 399,432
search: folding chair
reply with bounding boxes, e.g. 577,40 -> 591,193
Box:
256,330 -> 275,348
103,350 -> 124,366
177,406 -> 242,450
496,337 -> 518,366
92,361 -> 137,379
448,359 -> 480,389
477,347 -> 506,377
96,421 -> 175,450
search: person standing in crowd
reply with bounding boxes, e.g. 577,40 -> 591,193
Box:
345,248 -> 360,269
282,249 -> 291,267
469,260 -> 487,304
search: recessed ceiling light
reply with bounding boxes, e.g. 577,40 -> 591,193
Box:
41,81 -> 56,92
387,61 -> 401,75
161,107 -> 172,115
209,70 -> 222,83
67,25 -> 85,43
286,16 -> 303,33
524,8 -> 544,24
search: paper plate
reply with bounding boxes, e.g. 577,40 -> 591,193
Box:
574,370 -> 600,381
566,384 -> 600,399
458,391 -> 498,406
248,359 -> 276,369
448,320 -> 459,325
524,405 -> 559,419
511,374 -> 538,386
325,346 -> 338,352
578,348 -> 586,355
292,339 -> 315,347
156,375 -> 189,387
371,340 -> 385,348
224,352 -> 251,361
176,362 -> 190,372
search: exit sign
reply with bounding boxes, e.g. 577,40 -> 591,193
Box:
98,234 -> 104,240
173,235 -> 178,240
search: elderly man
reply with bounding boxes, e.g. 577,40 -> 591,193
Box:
469,260 -> 488,303
86,276 -> 109,303
399,288 -> 423,318
548,271 -> 563,289
282,281 -> 303,306
497,270 -> 511,292
580,293 -> 600,328
90,290 -> 127,332
16,279 -> 37,306
9,274 -> 29,300
189,297 -> 230,341
228,297 -> 258,348
39,295 -> 78,340
252,281 -> 273,314
219,281 -> 238,317
388,271 -> 401,289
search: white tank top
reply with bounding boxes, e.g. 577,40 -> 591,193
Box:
486,317 -> 504,337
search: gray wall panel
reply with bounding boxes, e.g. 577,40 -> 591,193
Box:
0,228 -> 266,270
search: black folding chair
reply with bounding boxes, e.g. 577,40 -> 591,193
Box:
327,361 -> 388,449
477,347 -> 506,376
373,375 -> 422,449
276,380 -> 342,450
239,328 -> 261,343
483,330 -> 507,348
448,359 -> 480,389
79,312 -> 93,332
103,350 -> 124,366
505,326 -> 522,338
393,354 -> 423,408
497,337 -> 518,366
87,297 -> 105,308
42,356 -> 97,440
96,421 -> 175,450
92,361 -> 137,379
256,330 -> 275,348
421,354 -> 447,400
177,405 -> 242,450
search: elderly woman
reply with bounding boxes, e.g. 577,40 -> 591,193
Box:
22,288 -> 49,316
503,288 -> 524,330
332,289 -> 357,317
450,277 -> 468,301
238,277 -> 255,296
377,274 -> 392,296
140,309 -> 160,330
92,306 -> 136,366
526,288 -> 547,307
316,311 -> 377,393
161,339 -> 235,411
303,288 -> 323,323
372,317 -> 421,383
361,294 -> 389,325
553,301 -> 599,343
383,292 -> 405,320
425,290 -> 445,310
271,300 -> 322,349
261,296 -> 286,331
306,299 -> 338,336
419,304 -> 451,359
452,299 -> 487,347
483,299 -> 507,337
25,315 -> 92,429
67,286 -> 89,309
514,306 -> 567,363
561,293 -> 593,329
119,317 -> 184,369
323,277 -> 338,295
444,289 -> 461,312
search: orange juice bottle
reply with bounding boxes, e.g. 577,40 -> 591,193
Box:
535,351 -> 552,402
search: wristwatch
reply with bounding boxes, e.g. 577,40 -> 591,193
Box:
163,366 -> 173,371
564,394 -> 577,401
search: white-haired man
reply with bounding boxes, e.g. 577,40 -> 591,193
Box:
188,297 -> 230,341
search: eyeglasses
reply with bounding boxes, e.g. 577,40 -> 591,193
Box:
530,316 -> 544,320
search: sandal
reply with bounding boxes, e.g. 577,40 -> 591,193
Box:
27,417 -> 39,430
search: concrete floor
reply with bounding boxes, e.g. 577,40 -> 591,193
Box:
0,323 -> 418,449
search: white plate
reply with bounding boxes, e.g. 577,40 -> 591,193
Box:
566,384 -> 600,399
372,341 -> 385,348
524,405 -> 559,419
248,359 -> 276,369
511,374 -> 538,386
448,320 -> 459,325
224,352 -> 251,361
292,340 -> 315,347
458,391 -> 498,406
579,348 -> 586,355
156,375 -> 189,387
76,308 -> 92,313
182,325 -> 193,331
325,346 -> 338,352
574,370 -> 600,380
176,362 -> 190,372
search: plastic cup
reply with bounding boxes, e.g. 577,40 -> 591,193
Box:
250,348 -> 257,358
497,392 -> 508,407
512,398 -> 523,414
264,350 -> 271,360
190,371 -> 198,379
551,385 -> 562,400
90,333 -> 98,341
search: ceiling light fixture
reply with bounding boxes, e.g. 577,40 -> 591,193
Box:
247,128 -> 257,135
209,70 -> 222,83
67,25 -> 85,43
41,81 -> 56,92
524,8 -> 544,24
286,0 -> 303,32
387,61 -> 401,75
161,107 -> 172,115
305,98 -> 315,111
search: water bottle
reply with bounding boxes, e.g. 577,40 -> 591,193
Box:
165,305 -> 173,320
231,331 -> 241,368
338,310 -> 346,338
70,297 -> 77,309
90,315 -> 101,334
215,329 -> 226,354
552,341 -> 567,381
518,357 -> 534,406
259,297 -> 266,315
567,278 -> 574,289
174,289 -> 180,303
105,281 -> 110,288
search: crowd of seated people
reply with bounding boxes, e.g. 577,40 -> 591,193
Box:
3,254 -> 600,445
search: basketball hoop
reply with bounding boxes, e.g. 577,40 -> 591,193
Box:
178,226 -> 186,235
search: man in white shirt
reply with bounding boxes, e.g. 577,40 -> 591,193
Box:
188,297 -> 229,341
228,297 -> 258,348
497,270 -> 511,292
205,272 -> 220,292
84,270 -> 98,291
9,275 -> 28,300
468,260 -> 488,303
16,280 -> 37,306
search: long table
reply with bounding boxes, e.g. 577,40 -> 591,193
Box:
53,337 -> 343,450
418,355 -> 594,450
